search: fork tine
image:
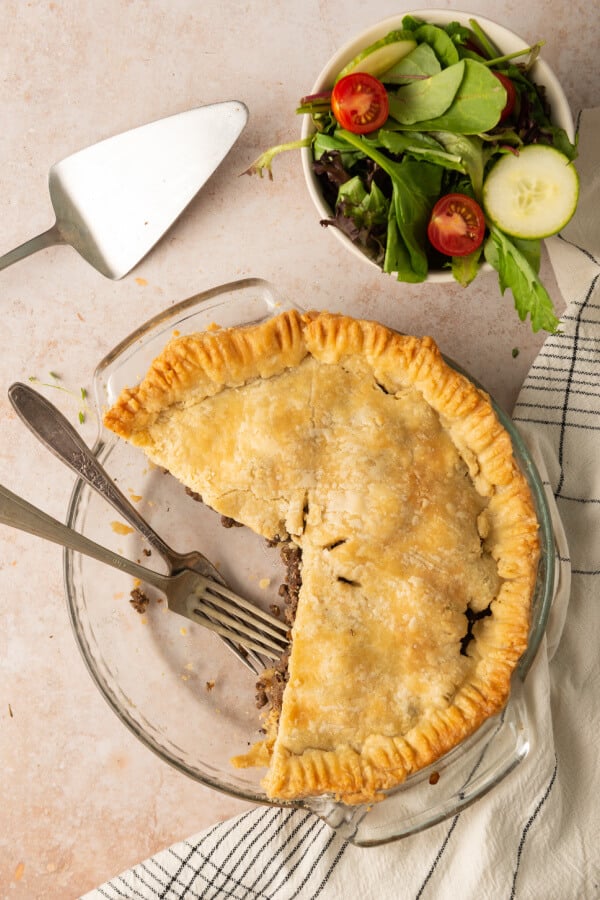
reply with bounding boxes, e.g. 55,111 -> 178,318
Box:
202,581 -> 290,633
200,594 -> 285,674
189,609 -> 285,660
210,630 -> 265,675
191,598 -> 288,655
201,591 -> 288,639
168,569 -> 290,664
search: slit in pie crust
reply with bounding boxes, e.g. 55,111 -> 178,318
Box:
104,310 -> 540,805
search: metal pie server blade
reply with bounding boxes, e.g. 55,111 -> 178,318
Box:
0,101 -> 248,279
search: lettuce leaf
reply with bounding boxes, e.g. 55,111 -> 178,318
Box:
484,226 -> 559,332
320,175 -> 389,265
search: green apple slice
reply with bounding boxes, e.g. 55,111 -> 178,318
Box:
483,145 -> 579,239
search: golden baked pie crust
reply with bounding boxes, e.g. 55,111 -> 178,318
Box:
104,310 -> 540,805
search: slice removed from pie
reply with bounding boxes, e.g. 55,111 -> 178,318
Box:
104,310 -> 540,805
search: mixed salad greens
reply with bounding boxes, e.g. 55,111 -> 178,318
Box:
246,16 -> 579,333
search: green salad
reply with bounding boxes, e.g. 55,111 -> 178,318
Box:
246,16 -> 579,333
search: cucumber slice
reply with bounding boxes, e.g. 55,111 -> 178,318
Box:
336,31 -> 417,81
483,145 -> 579,239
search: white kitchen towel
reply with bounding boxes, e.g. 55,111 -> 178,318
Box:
82,109 -> 600,900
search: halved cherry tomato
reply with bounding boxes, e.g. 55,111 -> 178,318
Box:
331,73 -> 389,134
492,71 -> 517,121
427,193 -> 486,257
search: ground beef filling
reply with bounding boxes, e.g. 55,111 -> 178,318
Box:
255,542 -> 302,713
130,587 -> 151,613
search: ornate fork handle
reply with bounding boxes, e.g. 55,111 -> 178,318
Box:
8,382 -> 219,580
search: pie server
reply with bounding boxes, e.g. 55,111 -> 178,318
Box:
0,101 -> 248,279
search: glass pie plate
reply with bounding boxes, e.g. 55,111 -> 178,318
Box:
64,277 -> 555,846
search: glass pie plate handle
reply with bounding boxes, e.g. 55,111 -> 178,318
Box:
64,278 -> 555,846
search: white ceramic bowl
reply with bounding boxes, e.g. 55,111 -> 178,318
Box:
301,9 -> 575,283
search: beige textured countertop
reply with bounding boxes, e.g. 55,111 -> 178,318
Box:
1,2 -> 598,896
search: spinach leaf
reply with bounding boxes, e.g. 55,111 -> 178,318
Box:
377,128 -> 466,173
393,59 -> 505,133
414,24 -> 460,66
382,42 -> 441,84
388,60 -> 465,124
430,132 -> 486,198
384,213 -> 425,282
374,129 -> 445,153
484,226 -> 559,332
401,15 -> 426,31
388,159 -> 443,278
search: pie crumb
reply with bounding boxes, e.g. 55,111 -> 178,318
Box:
130,588 -> 150,614
111,521 -> 134,535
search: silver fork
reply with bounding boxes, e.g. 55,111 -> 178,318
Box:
8,381 -> 279,674
0,481 -> 289,659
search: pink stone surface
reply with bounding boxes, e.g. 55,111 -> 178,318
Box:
1,2 -> 598,896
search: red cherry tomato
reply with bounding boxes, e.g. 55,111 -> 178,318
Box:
331,73 -> 389,134
492,71 -> 517,121
427,193 -> 486,257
